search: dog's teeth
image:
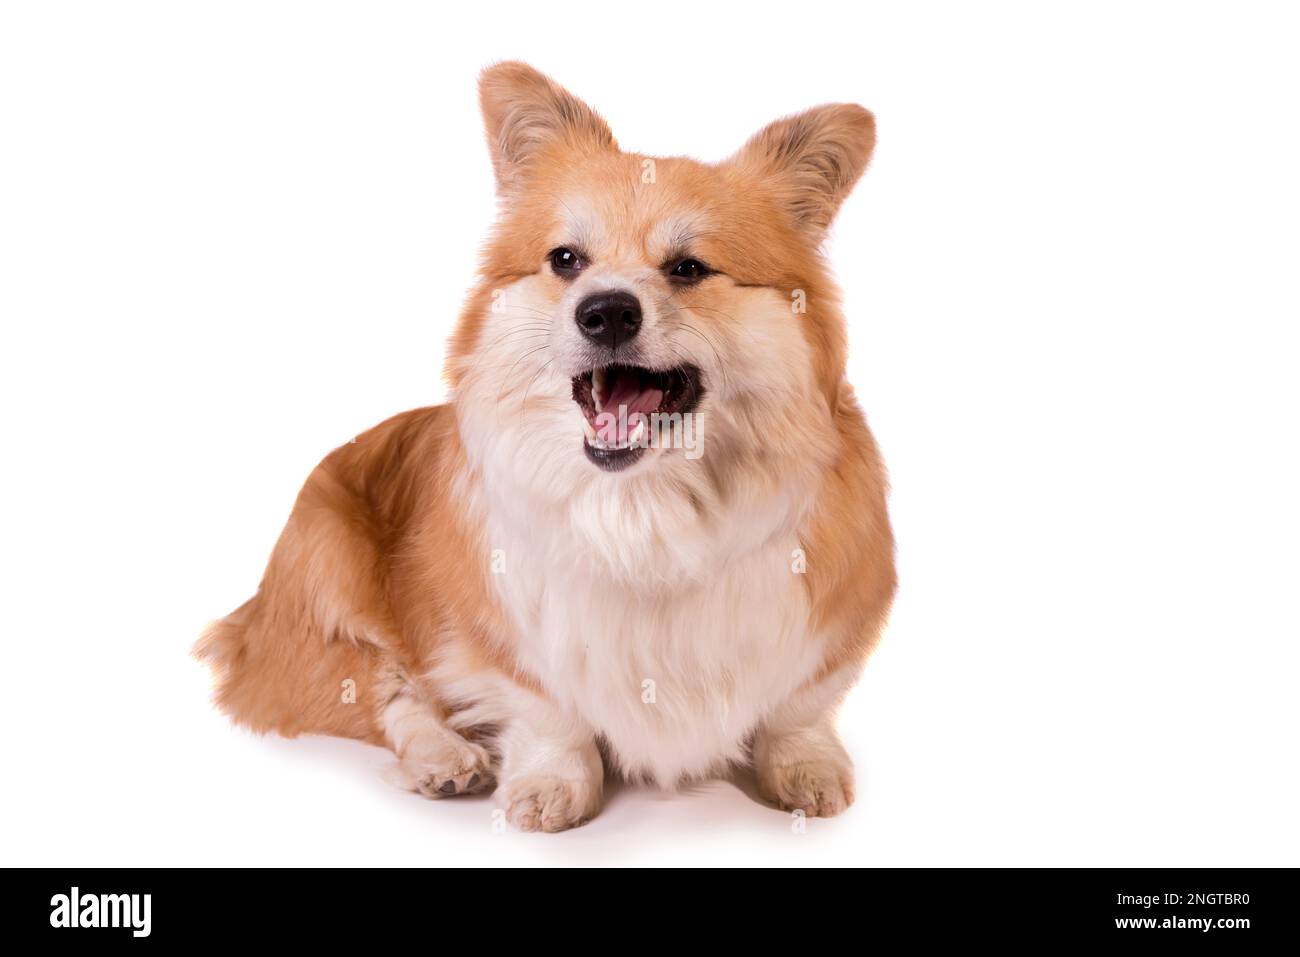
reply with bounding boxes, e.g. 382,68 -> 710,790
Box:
592,367 -> 605,412
628,419 -> 646,446
582,418 -> 597,441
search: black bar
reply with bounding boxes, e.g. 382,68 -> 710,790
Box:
9,868 -> 1295,945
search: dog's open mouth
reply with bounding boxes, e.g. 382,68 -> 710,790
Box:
571,363 -> 703,470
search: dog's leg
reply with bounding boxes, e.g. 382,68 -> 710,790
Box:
494,696 -> 602,832
752,668 -> 857,817
384,691 -> 493,798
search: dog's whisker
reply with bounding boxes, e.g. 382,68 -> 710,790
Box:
496,305 -> 555,319
676,322 -> 734,397
518,357 -> 558,427
459,329 -> 552,379
493,344 -> 550,409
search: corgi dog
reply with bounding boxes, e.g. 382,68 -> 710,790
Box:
198,62 -> 896,832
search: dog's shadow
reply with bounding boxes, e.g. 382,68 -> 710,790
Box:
598,762 -> 781,826
252,731 -> 785,840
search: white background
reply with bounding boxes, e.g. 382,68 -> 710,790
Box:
2,1 -> 1297,867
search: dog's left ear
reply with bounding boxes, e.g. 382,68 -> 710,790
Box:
734,104 -> 876,238
479,61 -> 616,193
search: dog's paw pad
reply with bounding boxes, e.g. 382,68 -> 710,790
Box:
413,762 -> 492,799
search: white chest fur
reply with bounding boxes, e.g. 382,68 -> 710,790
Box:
485,495 -> 822,785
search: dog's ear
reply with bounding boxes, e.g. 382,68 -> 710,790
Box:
734,104 -> 876,238
479,62 -> 616,193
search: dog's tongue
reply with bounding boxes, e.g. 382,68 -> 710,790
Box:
598,374 -> 663,443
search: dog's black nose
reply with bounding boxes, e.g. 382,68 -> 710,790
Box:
575,291 -> 642,350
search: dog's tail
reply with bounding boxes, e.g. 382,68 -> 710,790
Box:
193,591 -> 387,745
193,595 -> 260,722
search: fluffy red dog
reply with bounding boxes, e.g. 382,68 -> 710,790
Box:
198,62 -> 896,831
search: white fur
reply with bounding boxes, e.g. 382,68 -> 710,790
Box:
382,694 -> 492,797
440,268 -> 848,788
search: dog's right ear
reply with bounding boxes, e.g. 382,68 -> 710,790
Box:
479,62 -> 616,193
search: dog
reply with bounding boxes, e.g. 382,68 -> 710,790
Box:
197,62 -> 896,832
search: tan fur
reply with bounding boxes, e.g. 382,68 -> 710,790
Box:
197,407 -> 537,739
197,62 -> 896,829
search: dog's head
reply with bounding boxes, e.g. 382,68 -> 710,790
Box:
450,62 -> 874,490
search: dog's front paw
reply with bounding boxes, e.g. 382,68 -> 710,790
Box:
398,733 -> 494,799
758,759 -> 855,817
499,775 -> 601,832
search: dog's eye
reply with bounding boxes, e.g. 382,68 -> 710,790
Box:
669,258 -> 711,282
550,247 -> 584,276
